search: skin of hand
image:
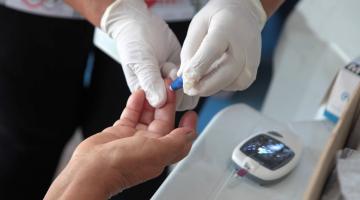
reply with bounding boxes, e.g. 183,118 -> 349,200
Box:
44,80 -> 197,200
261,0 -> 285,17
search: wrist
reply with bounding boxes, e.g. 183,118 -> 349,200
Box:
100,0 -> 148,38
45,161 -> 112,200
65,0 -> 114,26
65,171 -> 110,200
259,0 -> 285,17
246,0 -> 267,29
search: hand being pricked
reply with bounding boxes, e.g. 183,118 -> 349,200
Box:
45,80 -> 197,200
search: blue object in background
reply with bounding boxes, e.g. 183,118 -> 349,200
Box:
324,110 -> 339,123
83,51 -> 95,88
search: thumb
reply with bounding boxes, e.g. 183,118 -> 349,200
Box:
182,31 -> 228,94
179,14 -> 208,77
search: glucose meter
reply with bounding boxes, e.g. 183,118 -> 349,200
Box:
232,130 -> 302,183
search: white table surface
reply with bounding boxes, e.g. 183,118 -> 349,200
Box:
151,104 -> 335,200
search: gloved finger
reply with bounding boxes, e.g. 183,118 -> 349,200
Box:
176,95 -> 200,111
182,31 -> 229,85
161,62 -> 185,110
161,62 -> 178,80
184,56 -> 240,96
122,63 -> 141,92
167,31 -> 182,66
114,20 -> 168,108
178,15 -> 208,76
162,61 -> 211,110
161,62 -> 200,111
129,62 -> 167,108
223,65 -> 258,91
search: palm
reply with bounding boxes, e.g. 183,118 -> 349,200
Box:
79,84 -> 177,149
103,85 -> 176,140
66,82 -> 197,196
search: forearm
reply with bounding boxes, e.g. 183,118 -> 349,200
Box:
65,0 -> 114,26
261,0 -> 285,17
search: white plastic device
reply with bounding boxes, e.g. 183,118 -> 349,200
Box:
232,130 -> 302,182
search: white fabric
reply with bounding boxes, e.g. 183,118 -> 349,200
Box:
178,0 -> 266,96
3,0 -> 81,19
2,0 -> 199,21
101,0 -> 199,109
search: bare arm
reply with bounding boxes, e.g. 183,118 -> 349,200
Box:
64,0 -> 114,26
261,0 -> 285,17
66,0 -> 284,27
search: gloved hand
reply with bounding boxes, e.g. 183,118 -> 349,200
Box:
161,62 -> 200,111
179,0 -> 267,96
101,0 -> 198,110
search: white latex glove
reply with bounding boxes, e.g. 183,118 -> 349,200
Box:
161,62 -> 200,111
101,0 -> 198,110
179,0 -> 267,96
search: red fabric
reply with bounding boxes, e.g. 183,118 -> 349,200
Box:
145,0 -> 156,7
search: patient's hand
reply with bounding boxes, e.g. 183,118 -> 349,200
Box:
45,82 -> 197,200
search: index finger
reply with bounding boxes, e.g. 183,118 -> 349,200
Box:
147,79 -> 176,135
117,90 -> 146,128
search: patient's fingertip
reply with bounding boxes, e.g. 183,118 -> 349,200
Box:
175,127 -> 196,142
179,111 -> 198,128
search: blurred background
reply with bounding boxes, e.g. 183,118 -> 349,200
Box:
4,0 -> 360,199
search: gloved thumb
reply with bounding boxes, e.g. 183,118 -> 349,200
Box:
161,63 -> 200,111
181,31 -> 228,94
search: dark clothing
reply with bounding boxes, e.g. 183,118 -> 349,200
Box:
0,5 -> 196,199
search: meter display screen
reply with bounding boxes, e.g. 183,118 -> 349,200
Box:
240,134 -> 294,170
